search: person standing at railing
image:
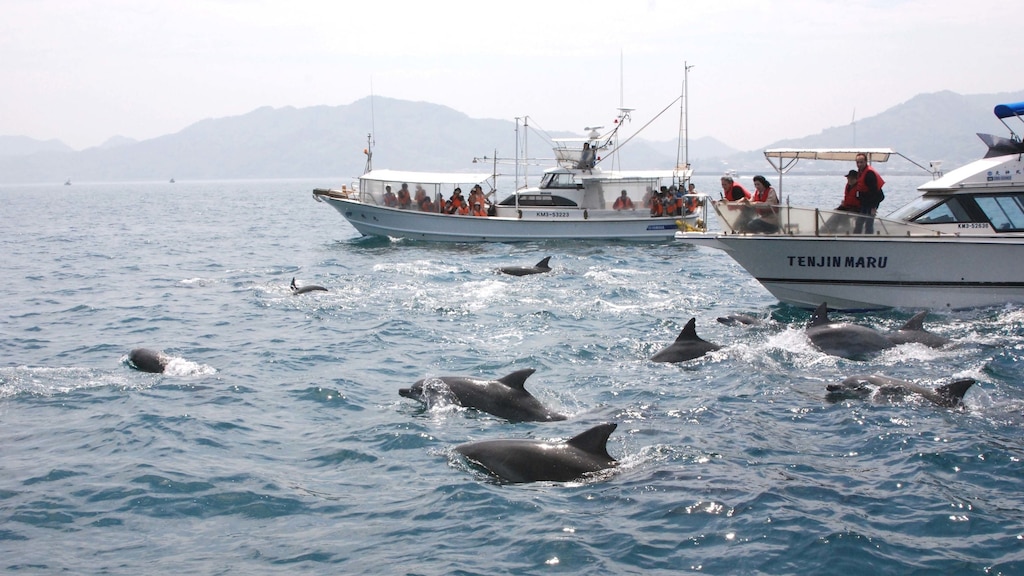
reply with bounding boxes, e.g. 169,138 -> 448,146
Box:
853,153 -> 886,234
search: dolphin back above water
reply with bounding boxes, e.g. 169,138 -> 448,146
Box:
455,422 -> 618,483
886,311 -> 951,348
827,374 -> 976,407
399,368 -> 567,422
651,318 -> 722,362
805,302 -> 895,360
128,348 -> 170,373
499,256 -> 552,276
290,277 -> 327,294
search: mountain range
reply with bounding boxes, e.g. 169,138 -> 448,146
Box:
1,89 -> 1022,184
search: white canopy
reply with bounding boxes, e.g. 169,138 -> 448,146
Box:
764,148 -> 895,162
360,169 -> 494,186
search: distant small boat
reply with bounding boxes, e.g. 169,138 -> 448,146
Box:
169,178 -> 175,183
64,178 -> 71,186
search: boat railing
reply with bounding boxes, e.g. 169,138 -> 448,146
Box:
711,201 -> 947,237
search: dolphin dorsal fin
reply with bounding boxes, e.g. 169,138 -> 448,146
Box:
535,256 -> 551,269
937,378 -> 976,405
566,423 -> 617,460
290,277 -> 297,290
900,311 -> 928,331
498,368 -> 537,391
808,302 -> 830,327
676,318 -> 699,341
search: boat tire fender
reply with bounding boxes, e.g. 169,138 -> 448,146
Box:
517,209 -> 523,219
584,210 -> 589,220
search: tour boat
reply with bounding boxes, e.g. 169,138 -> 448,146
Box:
674,102 -> 1024,311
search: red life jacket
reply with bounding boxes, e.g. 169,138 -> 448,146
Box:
855,165 -> 886,203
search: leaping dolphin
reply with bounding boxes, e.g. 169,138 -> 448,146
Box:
499,256 -> 552,276
128,348 -> 170,373
886,311 -> 950,348
291,277 -> 327,294
805,302 -> 895,360
399,368 -> 567,422
827,374 -> 976,408
651,318 -> 722,362
455,422 -> 618,483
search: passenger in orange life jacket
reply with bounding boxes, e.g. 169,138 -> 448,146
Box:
684,182 -> 702,213
613,190 -> 635,211
663,186 -> 682,216
470,202 -> 487,217
650,191 -> 665,217
742,175 -> 780,233
447,188 -> 465,214
397,183 -> 412,209
853,153 -> 885,234
822,170 -> 862,233
720,175 -> 750,201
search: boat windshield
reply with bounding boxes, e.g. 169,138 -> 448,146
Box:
540,172 -> 582,190
886,196 -> 945,222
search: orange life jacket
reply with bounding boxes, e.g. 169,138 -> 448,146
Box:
855,165 -> 886,205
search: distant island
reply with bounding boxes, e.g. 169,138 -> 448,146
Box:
1,89 -> 1022,184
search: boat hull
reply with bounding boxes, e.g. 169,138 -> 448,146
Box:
677,233 -> 1024,310
325,197 -> 691,242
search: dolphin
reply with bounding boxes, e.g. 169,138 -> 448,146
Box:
826,374 -> 976,408
499,256 -> 552,276
805,302 -> 895,360
455,422 -> 618,483
399,368 -> 567,422
651,318 -> 722,362
717,313 -> 763,327
886,311 -> 950,348
291,277 -> 327,294
128,348 -> 170,373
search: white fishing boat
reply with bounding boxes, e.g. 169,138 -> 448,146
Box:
314,74 -> 707,242
674,101 -> 1024,311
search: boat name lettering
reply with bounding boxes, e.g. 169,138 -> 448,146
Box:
786,255 -> 888,268
534,211 -> 571,218
957,223 -> 989,229
986,170 -> 1014,182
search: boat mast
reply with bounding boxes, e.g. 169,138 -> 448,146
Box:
676,61 -> 694,183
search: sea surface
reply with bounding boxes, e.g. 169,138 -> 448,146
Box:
1,174 -> 1022,575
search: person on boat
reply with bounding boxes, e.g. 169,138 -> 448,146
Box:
650,190 -> 665,217
822,170 -> 862,233
468,185 -> 488,211
447,188 -> 465,215
684,182 -> 702,214
397,183 -> 413,209
417,190 -> 435,212
383,185 -> 398,207
740,175 -> 780,233
577,142 -> 596,171
613,190 -> 635,211
721,176 -> 751,201
470,202 -> 488,217
663,186 -> 683,216
853,153 -> 885,234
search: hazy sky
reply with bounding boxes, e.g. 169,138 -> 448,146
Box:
3,0 -> 1022,151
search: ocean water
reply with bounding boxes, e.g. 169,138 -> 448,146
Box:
1,174 -> 1022,575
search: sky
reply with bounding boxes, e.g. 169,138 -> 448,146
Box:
3,0 -> 1023,151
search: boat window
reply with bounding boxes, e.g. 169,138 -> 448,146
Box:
911,198 -> 973,224
886,196 -> 942,221
975,194 -> 1024,231
498,194 -> 578,207
540,172 -> 582,190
